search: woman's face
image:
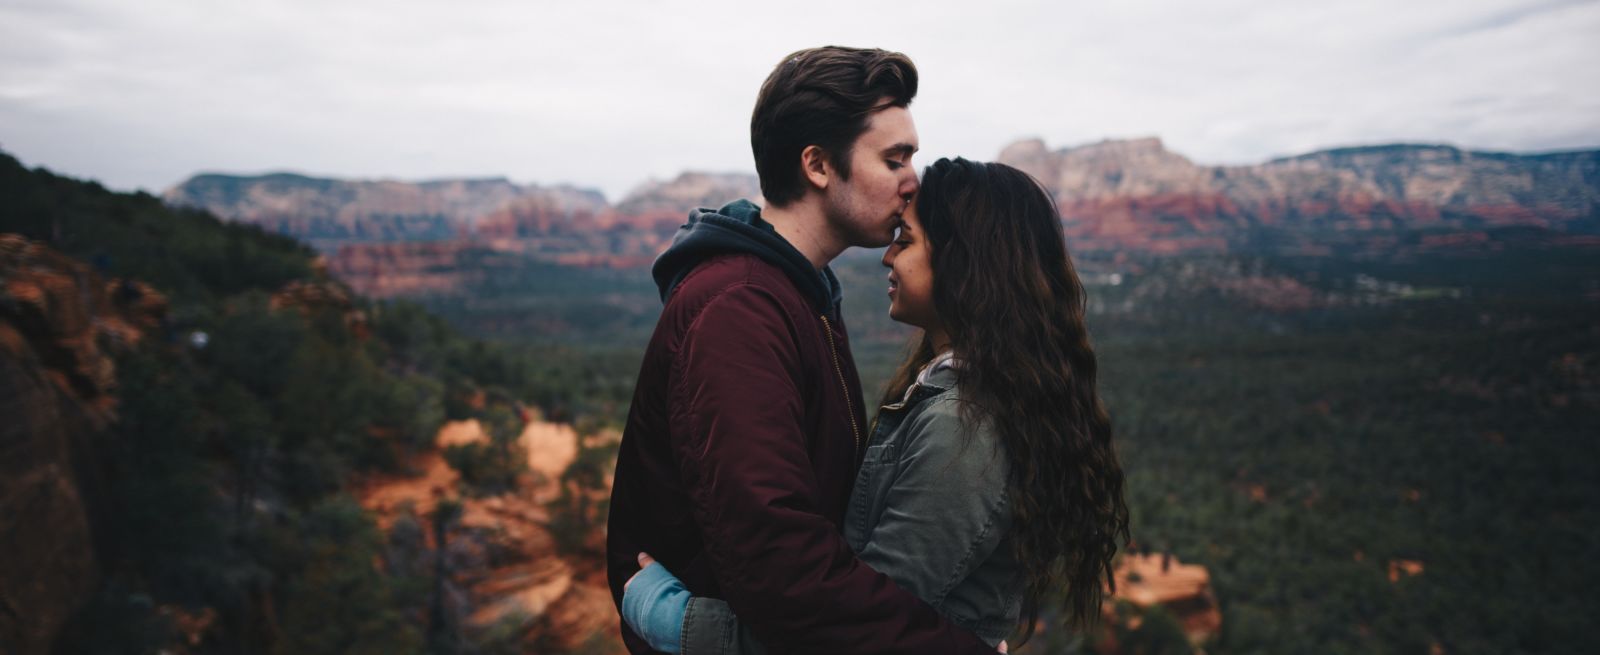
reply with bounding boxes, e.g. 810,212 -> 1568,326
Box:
882,200 -> 939,331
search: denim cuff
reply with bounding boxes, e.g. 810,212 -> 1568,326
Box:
622,562 -> 691,653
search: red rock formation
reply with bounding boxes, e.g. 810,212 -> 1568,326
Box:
359,418 -> 623,653
163,174 -> 608,250
325,241 -> 489,298
269,278 -> 370,337
1001,138 -> 1600,255
475,192 -> 607,239
168,169 -> 766,296
1098,553 -> 1223,653
614,171 -> 763,217
0,234 -> 167,655
1388,559 -> 1424,583
169,141 -> 1598,298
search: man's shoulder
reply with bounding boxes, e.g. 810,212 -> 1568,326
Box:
669,253 -> 807,309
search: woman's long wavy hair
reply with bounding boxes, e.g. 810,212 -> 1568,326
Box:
879,157 -> 1130,644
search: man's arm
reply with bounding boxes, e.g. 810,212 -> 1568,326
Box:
663,283 -> 991,654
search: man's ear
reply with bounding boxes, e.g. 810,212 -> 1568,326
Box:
800,145 -> 830,191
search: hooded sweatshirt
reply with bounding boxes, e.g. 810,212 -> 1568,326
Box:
651,199 -> 839,312
606,200 -> 994,654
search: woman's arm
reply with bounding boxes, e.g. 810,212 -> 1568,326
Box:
853,397 -> 1010,610
660,286 -> 996,654
622,558 -> 769,655
628,397 -> 1011,653
621,563 -> 768,655
682,597 -> 769,655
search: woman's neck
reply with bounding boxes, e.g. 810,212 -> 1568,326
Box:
927,327 -> 952,355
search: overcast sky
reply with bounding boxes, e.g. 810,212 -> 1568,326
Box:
3,0 -> 1597,201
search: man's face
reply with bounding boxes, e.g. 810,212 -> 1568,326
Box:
822,105 -> 919,249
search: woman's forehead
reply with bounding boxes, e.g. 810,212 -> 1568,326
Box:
900,200 -> 924,232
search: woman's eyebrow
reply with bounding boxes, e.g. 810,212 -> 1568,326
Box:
881,143 -> 917,158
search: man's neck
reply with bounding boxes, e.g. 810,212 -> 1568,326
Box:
762,200 -> 843,270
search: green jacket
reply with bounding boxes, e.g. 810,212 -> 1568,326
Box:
679,363 -> 1021,653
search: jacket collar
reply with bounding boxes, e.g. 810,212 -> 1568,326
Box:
914,350 -> 959,388
885,351 -> 960,410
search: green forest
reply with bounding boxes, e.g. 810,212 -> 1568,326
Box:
1,153 -> 620,654
4,149 -> 1598,654
420,218 -> 1600,653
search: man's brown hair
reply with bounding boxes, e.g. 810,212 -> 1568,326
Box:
751,46 -> 919,207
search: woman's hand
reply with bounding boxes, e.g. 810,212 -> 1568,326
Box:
621,552 -> 691,653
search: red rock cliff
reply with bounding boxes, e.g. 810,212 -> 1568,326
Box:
999,138 -> 1599,254
0,234 -> 167,654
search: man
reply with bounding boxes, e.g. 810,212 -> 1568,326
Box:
605,47 -> 996,654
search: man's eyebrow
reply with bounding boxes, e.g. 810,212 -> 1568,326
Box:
882,143 -> 918,157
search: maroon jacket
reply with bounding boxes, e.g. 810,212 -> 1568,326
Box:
606,200 -> 992,654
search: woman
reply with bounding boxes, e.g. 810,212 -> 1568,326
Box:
623,157 -> 1130,653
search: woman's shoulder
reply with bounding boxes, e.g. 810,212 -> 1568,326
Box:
899,388 -> 1007,476
908,385 -> 995,437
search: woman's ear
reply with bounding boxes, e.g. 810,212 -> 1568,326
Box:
801,145 -> 830,191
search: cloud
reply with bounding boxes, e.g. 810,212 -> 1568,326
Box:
2,0 -> 1596,200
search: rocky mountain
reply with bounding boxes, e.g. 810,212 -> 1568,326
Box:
358,417 -> 620,653
324,241 -> 491,298
998,138 -> 1600,255
613,171 -> 763,218
0,235 -> 168,654
166,170 -> 763,296
2,153 -> 629,653
0,234 -> 624,653
163,173 -> 609,251
164,170 -> 759,254
164,140 -> 1599,298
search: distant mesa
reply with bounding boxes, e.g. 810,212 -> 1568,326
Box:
163,173 -> 610,251
163,139 -> 1599,297
999,137 -> 1600,256
163,169 -> 759,252
614,171 -> 764,218
164,169 -> 760,296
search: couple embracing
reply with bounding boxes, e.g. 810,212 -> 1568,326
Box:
606,46 -> 1130,654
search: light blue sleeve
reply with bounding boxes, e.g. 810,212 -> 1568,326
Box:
621,562 -> 691,653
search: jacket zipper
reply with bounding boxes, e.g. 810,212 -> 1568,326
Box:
818,314 -> 861,458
